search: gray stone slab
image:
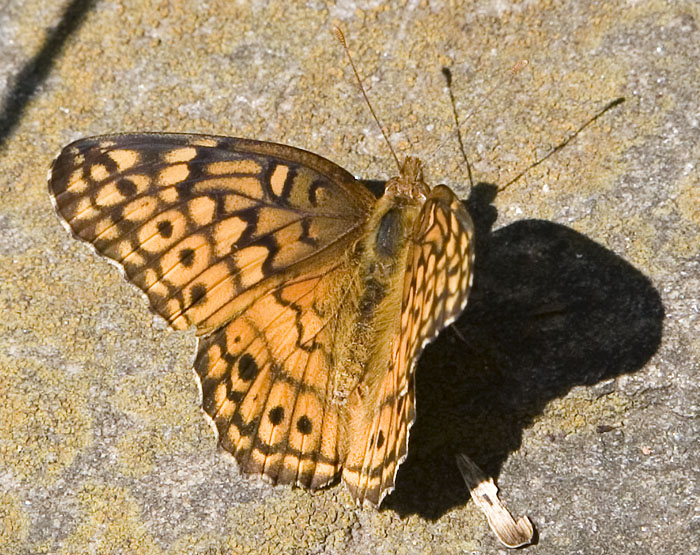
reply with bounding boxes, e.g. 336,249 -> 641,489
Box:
0,0 -> 697,553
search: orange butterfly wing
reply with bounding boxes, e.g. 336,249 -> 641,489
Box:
195,256 -> 362,488
49,133 -> 374,334
49,133 -> 375,488
342,184 -> 475,506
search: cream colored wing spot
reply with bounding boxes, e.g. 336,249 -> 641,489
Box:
164,147 -> 197,164
108,149 -> 139,171
135,209 -> 187,253
95,181 -> 130,207
188,196 -> 217,226
95,139 -> 116,149
126,174 -> 151,193
223,194 -> 260,214
72,197 -> 99,221
143,268 -> 168,297
193,176 -> 264,197
89,163 -> 109,182
447,264 -> 461,296
159,186 -> 179,203
117,239 -> 137,261
205,159 -> 262,175
270,164 -> 289,196
188,137 -> 218,148
155,234 -> 212,288
213,216 -> 248,257
434,261 -> 447,300
94,218 -> 118,240
103,177 -> 148,206
67,169 -> 88,193
159,163 -> 190,186
122,196 -> 158,222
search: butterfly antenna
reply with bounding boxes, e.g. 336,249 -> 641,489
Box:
425,58 -> 529,169
499,96 -> 625,192
442,67 -> 474,189
333,26 -> 402,172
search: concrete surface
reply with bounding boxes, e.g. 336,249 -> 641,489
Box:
0,0 -> 697,553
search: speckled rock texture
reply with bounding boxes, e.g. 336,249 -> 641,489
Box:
1,1 -> 697,553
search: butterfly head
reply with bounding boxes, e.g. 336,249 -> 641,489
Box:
385,156 -> 430,202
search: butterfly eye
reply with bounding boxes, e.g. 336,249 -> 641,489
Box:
375,207 -> 402,258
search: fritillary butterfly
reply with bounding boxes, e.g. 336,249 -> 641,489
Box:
48,128 -> 474,506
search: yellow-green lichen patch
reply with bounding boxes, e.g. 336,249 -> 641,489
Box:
676,182 -> 700,228
116,428 -> 169,478
58,483 -> 161,555
217,486 -> 489,554
530,389 -> 632,440
167,531 -> 248,555
0,492 -> 30,551
609,213 -> 664,273
113,371 -> 205,477
356,503 -> 487,554
221,490 -> 359,553
0,356 -> 92,485
674,157 -> 700,233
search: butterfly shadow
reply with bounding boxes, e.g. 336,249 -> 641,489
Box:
382,182 -> 664,519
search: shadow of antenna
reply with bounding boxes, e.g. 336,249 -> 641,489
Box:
0,0 -> 97,150
499,97 -> 625,192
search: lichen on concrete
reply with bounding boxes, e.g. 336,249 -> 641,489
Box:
0,0 -> 698,553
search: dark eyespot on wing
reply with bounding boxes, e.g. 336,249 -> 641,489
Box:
237,353 -> 259,381
269,406 -> 285,425
297,415 -> 313,435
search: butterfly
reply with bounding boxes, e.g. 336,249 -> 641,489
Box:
48,132 -> 474,506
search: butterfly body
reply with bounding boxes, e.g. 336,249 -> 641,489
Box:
49,133 -> 474,506
333,159 -> 425,395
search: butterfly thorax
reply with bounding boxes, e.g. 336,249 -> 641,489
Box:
384,156 -> 430,201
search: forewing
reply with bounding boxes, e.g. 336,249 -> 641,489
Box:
48,133 -> 374,334
343,184 -> 475,506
